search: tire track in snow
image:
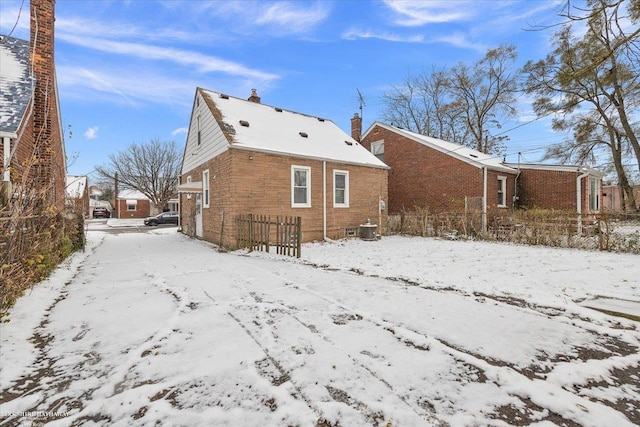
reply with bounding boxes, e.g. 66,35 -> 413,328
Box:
289,279 -> 638,427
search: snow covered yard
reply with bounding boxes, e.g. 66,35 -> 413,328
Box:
0,228 -> 639,426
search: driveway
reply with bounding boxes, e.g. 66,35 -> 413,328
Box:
0,227 -> 638,426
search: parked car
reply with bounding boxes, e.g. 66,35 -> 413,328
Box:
144,211 -> 179,226
93,207 -> 111,218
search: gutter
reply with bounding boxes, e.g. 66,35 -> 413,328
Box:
576,169 -> 590,216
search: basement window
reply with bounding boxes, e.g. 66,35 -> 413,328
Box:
299,132 -> 308,138
239,120 -> 250,127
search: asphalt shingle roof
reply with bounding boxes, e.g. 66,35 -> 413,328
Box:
0,35 -> 34,134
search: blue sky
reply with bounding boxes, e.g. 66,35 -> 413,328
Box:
1,0 -> 571,177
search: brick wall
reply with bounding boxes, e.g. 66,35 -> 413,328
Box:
180,149 -> 388,249
30,0 -> 66,211
361,125 -> 514,214
117,199 -> 151,218
517,169 -> 578,211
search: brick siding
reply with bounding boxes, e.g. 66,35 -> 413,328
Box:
361,125 -> 514,214
180,149 -> 388,249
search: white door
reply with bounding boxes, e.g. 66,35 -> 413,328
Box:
195,193 -> 203,238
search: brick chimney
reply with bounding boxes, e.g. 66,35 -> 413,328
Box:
30,0 -> 64,209
247,88 -> 261,103
351,113 -> 362,142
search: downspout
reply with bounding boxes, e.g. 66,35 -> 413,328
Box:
482,166 -> 488,233
576,169 -> 590,234
323,161 -> 327,240
2,134 -> 14,201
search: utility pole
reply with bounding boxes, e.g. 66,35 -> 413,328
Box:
114,172 -> 119,219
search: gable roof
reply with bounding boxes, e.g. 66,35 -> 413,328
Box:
363,122 -> 516,174
65,175 -> 87,198
117,189 -> 150,200
0,35 -> 35,134
199,89 -> 388,169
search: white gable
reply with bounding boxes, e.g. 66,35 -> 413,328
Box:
181,89 -> 388,174
117,189 -> 149,200
65,175 -> 87,198
364,122 -> 516,174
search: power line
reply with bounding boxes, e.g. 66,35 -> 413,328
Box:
6,0 -> 25,38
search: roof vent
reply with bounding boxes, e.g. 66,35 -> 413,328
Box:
219,94 -> 229,99
275,107 -> 283,112
239,120 -> 250,127
344,140 -> 353,146
317,117 -> 325,122
299,132 -> 308,138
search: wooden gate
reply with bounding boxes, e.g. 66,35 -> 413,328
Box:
236,214 -> 302,258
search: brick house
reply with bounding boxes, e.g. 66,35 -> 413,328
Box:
601,182 -> 640,211
358,121 -> 604,221
359,121 -> 516,225
505,164 -> 604,215
116,189 -> 152,219
0,0 -> 66,210
178,88 -> 388,248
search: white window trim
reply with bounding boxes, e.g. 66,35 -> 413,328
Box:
497,176 -> 507,207
333,169 -> 349,208
371,140 -> 384,160
589,176 -> 600,211
186,176 -> 192,199
291,165 -> 311,208
202,169 -> 210,208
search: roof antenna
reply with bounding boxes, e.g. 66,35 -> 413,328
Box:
356,88 -> 366,124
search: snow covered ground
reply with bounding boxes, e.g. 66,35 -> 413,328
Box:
0,226 -> 638,426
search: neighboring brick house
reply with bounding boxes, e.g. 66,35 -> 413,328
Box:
116,189 -> 152,219
602,182 -> 640,211
358,120 -> 604,221
505,164 -> 604,215
65,175 -> 90,218
0,0 -> 66,210
178,88 -> 388,248
358,121 -> 517,222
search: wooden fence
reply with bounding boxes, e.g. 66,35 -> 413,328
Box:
236,214 -> 302,258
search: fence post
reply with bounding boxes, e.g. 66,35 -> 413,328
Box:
296,216 -> 302,258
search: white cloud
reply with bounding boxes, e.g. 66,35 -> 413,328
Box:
431,33 -> 489,53
84,126 -> 99,140
383,0 -> 475,26
254,1 -> 331,34
172,127 -> 188,136
342,28 -> 424,43
56,33 -> 279,82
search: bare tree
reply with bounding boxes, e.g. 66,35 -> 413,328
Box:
95,139 -> 181,212
447,44 -> 519,155
524,0 -> 640,211
380,44 -> 519,155
381,68 -> 471,145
